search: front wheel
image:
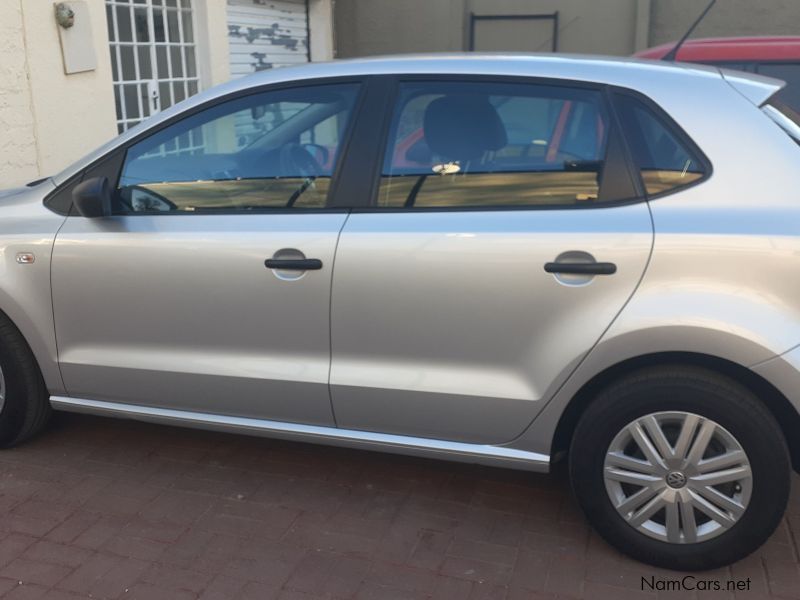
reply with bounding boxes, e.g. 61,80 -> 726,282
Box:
0,314 -> 50,447
569,366 -> 790,570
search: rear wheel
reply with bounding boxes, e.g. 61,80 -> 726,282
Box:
569,366 -> 790,570
0,315 -> 50,447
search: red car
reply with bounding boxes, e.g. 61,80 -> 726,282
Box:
635,36 -> 800,110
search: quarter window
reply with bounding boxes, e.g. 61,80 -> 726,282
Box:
376,81 -> 611,209
116,84 -> 359,212
615,94 -> 706,196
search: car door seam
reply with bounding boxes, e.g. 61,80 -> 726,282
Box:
48,212 -> 72,396
327,210 -> 351,427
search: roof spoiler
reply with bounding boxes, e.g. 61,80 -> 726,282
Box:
720,68 -> 786,106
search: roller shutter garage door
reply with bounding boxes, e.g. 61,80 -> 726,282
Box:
227,0 -> 310,79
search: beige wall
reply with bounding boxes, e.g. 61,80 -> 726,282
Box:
333,0 -> 647,57
334,0 -> 464,57
0,0 -> 39,186
334,0 -> 800,58
22,0 -> 118,182
649,0 -> 800,46
309,0 -> 336,61
195,0 -> 231,88
467,0 -> 645,55
0,0 -> 117,187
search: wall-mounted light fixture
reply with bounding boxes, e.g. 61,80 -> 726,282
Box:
55,3 -> 75,29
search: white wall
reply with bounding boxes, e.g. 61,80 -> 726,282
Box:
309,0 -> 335,61
0,0 -> 41,186
22,0 -> 119,181
0,0 -> 117,187
195,0 -> 231,88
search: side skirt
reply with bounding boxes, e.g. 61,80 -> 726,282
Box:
49,396 -> 550,472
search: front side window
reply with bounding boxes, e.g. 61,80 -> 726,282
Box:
614,94 -> 706,196
117,83 -> 359,212
376,81 -> 611,209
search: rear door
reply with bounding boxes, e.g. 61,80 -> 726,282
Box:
329,77 -> 655,444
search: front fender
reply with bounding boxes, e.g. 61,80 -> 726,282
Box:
0,182 -> 66,395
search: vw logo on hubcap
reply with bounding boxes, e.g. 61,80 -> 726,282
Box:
666,471 -> 687,489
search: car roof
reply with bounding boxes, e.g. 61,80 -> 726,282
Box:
52,53 -> 779,186
635,36 -> 800,62
240,52 -> 723,83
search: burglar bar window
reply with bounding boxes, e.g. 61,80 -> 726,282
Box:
106,0 -> 200,134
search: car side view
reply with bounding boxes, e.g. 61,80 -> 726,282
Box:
1,54 -> 799,571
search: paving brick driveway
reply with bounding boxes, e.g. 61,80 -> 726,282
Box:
0,412 -> 798,600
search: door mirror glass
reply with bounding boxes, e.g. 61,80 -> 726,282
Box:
72,176 -> 112,218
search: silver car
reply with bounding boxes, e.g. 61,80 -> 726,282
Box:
1,54 -> 799,570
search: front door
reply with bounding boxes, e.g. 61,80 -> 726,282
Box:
330,78 -> 654,444
52,82 -> 360,425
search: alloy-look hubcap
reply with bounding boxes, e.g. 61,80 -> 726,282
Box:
603,411 -> 752,544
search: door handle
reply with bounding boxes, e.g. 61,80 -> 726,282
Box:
265,258 -> 323,271
544,262 -> 617,275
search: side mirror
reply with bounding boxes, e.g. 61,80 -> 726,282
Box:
72,176 -> 112,218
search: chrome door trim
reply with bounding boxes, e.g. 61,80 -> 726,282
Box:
49,396 -> 550,471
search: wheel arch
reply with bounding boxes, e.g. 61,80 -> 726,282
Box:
0,299 -> 61,396
551,351 -> 800,472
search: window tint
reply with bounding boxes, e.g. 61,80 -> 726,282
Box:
615,94 -> 706,196
756,63 -> 800,112
117,84 -> 359,212
376,81 -> 610,209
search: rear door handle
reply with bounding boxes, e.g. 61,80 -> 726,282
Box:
265,258 -> 323,271
544,262 -> 617,275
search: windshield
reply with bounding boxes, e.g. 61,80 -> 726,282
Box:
763,97 -> 800,145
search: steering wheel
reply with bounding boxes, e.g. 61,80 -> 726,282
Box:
279,143 -> 322,178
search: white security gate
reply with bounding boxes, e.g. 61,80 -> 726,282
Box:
106,0 -> 201,133
227,0 -> 310,79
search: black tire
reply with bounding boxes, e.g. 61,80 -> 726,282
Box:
569,365 -> 790,571
0,313 -> 51,447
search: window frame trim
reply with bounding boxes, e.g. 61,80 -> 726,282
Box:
43,75 -> 369,216
347,73 -> 644,213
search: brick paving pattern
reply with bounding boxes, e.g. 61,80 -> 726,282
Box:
0,412 -> 798,599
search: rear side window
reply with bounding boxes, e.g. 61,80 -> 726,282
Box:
615,94 -> 707,197
375,81 -> 613,209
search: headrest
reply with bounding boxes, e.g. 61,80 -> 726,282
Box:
423,95 -> 507,161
